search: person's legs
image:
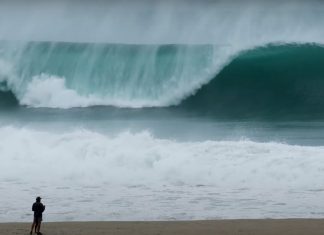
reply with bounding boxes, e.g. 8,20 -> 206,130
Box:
36,218 -> 42,234
36,222 -> 41,232
34,221 -> 38,233
30,218 -> 36,234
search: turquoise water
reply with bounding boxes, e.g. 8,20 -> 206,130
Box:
1,42 -> 324,119
1,0 -> 324,221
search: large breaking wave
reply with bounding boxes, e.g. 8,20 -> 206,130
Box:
0,41 -> 324,117
0,41 -> 225,108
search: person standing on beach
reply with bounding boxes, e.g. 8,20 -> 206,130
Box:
30,196 -> 45,235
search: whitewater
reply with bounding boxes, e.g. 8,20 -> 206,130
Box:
1,0 -> 324,222
1,126 -> 324,222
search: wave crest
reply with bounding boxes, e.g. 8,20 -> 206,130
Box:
1,41 -> 324,119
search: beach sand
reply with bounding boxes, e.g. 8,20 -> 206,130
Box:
1,219 -> 324,235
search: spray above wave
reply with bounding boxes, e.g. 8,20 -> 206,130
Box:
1,1 -> 324,45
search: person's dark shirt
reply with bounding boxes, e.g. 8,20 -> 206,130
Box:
32,202 -> 45,217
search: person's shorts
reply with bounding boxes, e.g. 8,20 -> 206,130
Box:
33,216 -> 42,223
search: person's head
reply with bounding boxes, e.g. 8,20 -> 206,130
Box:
36,196 -> 41,202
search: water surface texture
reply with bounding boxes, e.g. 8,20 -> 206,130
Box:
1,0 -> 324,222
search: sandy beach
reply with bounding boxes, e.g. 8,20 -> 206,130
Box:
1,219 -> 324,235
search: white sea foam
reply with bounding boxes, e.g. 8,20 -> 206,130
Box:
1,126 -> 323,188
18,74 -> 167,108
1,126 -> 324,221
20,74 -> 99,108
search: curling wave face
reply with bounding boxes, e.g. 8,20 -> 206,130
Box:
181,43 -> 324,118
0,41 -> 227,108
1,41 -> 324,118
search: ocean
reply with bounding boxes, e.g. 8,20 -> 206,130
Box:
1,0 -> 324,222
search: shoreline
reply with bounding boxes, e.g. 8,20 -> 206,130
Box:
1,219 -> 324,235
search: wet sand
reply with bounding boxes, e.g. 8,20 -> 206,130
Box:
1,219 -> 324,235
